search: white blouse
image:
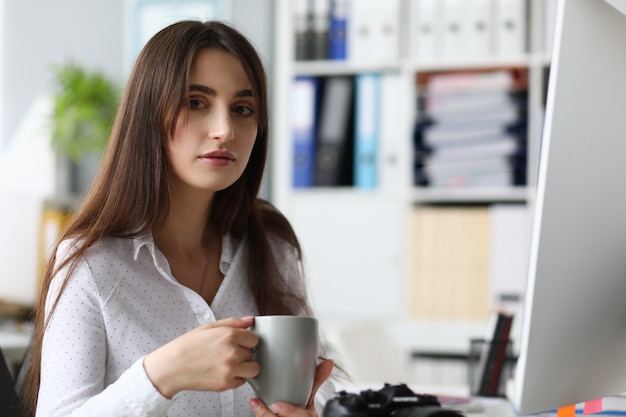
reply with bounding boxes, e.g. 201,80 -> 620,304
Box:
37,232 -> 335,417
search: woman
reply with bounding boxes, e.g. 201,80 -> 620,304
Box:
21,20 -> 335,417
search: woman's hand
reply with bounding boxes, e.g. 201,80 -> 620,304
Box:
143,316 -> 259,398
248,359 -> 335,417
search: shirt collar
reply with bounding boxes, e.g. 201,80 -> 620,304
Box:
131,231 -> 241,272
132,233 -> 156,261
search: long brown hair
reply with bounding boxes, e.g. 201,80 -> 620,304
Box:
21,20 -> 309,415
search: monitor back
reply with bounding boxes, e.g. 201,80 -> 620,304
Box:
513,0 -> 626,414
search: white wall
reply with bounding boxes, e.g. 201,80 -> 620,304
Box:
1,0 -> 125,150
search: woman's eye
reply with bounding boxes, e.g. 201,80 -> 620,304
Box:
234,105 -> 253,116
188,98 -> 205,109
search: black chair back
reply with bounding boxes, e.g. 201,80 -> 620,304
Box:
0,347 -> 21,417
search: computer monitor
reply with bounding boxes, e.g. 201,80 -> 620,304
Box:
513,0 -> 626,414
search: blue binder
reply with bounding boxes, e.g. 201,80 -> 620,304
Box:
292,76 -> 319,188
329,0 -> 349,60
353,72 -> 380,189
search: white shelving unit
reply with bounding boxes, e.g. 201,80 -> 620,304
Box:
271,0 -> 552,324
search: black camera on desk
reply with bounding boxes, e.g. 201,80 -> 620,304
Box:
323,383 -> 464,417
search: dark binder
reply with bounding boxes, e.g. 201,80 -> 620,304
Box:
472,309 -> 514,397
311,0 -> 330,60
315,76 -> 355,186
294,0 -> 315,60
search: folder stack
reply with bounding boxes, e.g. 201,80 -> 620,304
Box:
414,68 -> 528,188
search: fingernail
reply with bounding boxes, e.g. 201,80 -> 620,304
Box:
249,398 -> 260,410
270,403 -> 284,413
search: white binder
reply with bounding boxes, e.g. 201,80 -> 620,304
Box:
493,0 -> 526,57
410,0 -> 443,62
467,0 -> 496,59
346,0 -> 371,62
379,74 -> 411,192
348,0 -> 400,62
370,0 -> 400,62
441,0 -> 471,59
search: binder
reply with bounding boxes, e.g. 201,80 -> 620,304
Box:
329,0 -> 349,60
346,0 -> 372,62
379,74 -> 411,192
315,76 -> 355,186
494,0 -> 526,57
353,73 -> 380,189
467,0 -> 495,59
311,0 -> 330,60
291,76 -> 319,188
441,0 -> 471,59
293,0 -> 311,61
411,0 -> 444,62
472,309 -> 514,397
293,0 -> 313,60
370,0 -> 400,62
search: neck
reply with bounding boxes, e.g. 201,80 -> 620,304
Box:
154,186 -> 215,256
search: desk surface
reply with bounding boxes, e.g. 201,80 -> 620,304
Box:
468,397 -> 517,417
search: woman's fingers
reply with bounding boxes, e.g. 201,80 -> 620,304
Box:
145,316 -> 259,396
306,359 -> 335,409
202,315 -> 255,331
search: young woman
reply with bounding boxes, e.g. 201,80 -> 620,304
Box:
21,20 -> 335,417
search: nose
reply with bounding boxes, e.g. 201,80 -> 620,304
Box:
208,104 -> 235,142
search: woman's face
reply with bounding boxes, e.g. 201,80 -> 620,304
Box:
168,47 -> 258,194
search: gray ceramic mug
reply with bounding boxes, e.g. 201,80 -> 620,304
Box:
247,315 -> 318,407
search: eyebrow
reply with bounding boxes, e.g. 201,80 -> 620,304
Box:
189,84 -> 254,98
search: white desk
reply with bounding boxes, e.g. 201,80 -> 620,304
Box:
464,397 -> 517,417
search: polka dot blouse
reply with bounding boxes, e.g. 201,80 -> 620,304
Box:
37,233 -> 335,416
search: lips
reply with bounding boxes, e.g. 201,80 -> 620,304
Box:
199,151 -> 235,161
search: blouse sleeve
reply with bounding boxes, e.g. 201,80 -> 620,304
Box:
36,252 -> 173,417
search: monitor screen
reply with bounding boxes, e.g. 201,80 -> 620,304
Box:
512,0 -> 626,414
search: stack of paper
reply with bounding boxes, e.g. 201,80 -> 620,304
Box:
414,69 -> 528,188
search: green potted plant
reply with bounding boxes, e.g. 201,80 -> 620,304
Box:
50,62 -> 120,197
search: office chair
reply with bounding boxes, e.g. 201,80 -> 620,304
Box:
0,346 -> 22,417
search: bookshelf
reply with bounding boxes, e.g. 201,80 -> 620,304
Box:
271,0 -> 552,326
